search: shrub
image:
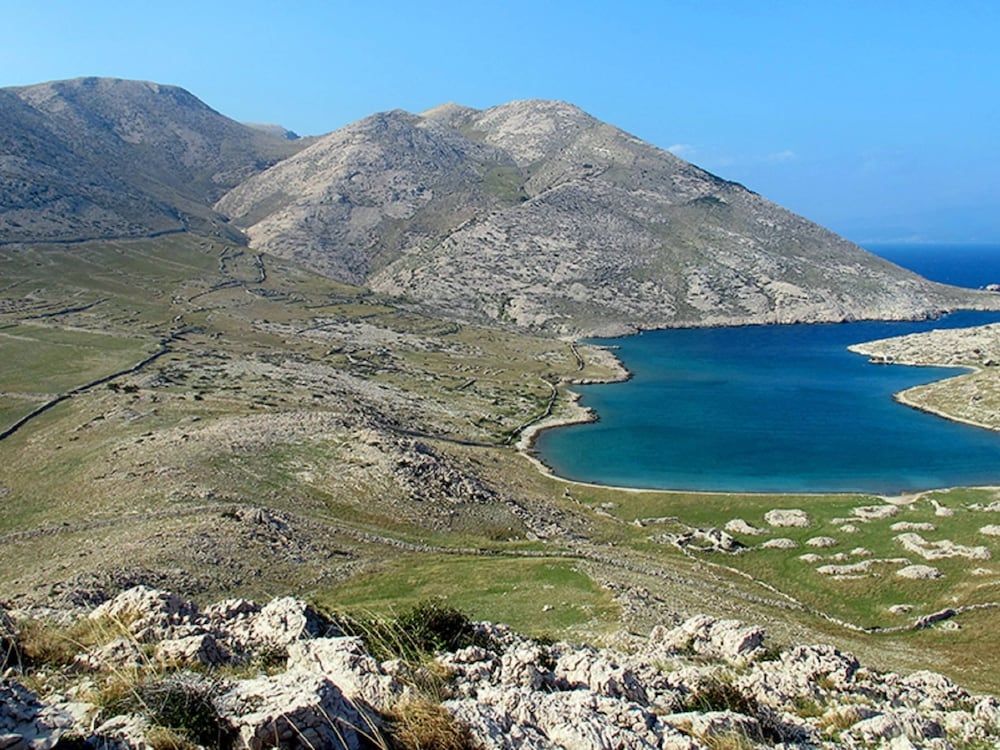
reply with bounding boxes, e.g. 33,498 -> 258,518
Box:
99,673 -> 233,750
334,601 -> 491,663
679,674 -> 757,715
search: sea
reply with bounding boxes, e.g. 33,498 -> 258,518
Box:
535,244 -> 1000,493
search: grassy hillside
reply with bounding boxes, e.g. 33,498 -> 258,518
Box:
2,235 -> 998,694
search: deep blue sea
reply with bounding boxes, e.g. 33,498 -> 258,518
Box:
536,244 -> 1000,493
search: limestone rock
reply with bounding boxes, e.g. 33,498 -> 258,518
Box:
896,564 -> 943,580
155,632 -> 229,667
0,680 -> 76,750
805,536 -> 838,548
226,596 -> 334,652
723,519 -> 764,536
763,509 -> 810,527
91,713 -> 154,750
286,637 -> 404,712
74,637 -> 144,672
553,647 -> 648,704
89,586 -> 198,641
215,670 -> 368,750
649,615 -> 765,665
760,537 -> 797,549
853,504 -> 899,520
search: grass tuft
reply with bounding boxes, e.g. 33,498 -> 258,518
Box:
388,697 -> 474,750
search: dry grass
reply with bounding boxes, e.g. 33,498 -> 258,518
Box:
388,697 -> 474,750
14,616 -> 120,669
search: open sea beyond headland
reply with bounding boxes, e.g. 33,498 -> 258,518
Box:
535,244 -> 1000,493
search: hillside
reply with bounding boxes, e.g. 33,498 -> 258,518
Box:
217,99 -> 999,335
0,77 -> 304,244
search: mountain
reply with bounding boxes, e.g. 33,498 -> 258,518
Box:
0,77 -> 305,244
217,99 -> 998,335
2,79 -> 995,332
244,122 -> 301,140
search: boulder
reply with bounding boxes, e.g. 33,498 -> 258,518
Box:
91,713 -> 154,750
805,536 -> 838,548
846,709 -> 944,745
287,637 -> 404,712
723,519 -> 764,536
0,680 -> 76,750
763,509 -> 810,527
499,643 -> 552,690
648,615 -> 765,665
661,709 -> 763,742
155,632 -> 229,667
442,699 -> 556,749
760,537 -> 797,549
224,597 -> 334,653
553,647 -> 648,704
89,586 -> 198,641
215,670 -> 369,750
853,505 -> 899,520
896,565 -> 943,580
738,644 -> 859,707
74,637 -> 145,672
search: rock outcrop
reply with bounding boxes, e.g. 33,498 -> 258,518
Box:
3,587 -> 999,749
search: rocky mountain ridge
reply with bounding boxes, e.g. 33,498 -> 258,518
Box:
216,98 -> 1000,335
0,77 -> 304,244
4,586 -> 998,750
3,77 -> 997,334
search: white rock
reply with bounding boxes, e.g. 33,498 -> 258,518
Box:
649,615 -> 765,665
891,521 -> 936,532
980,524 -> 1000,536
499,643 -> 551,690
764,509 -> 810,527
215,670 -> 369,750
74,637 -> 144,672
0,680 -> 76,750
806,536 -> 838,548
896,565 -> 943,580
155,633 -> 229,667
443,699 -> 556,749
760,537 -> 797,549
895,533 -> 990,561
287,637 -> 404,712
554,647 -> 648,704
89,586 -> 197,641
225,597 -> 332,652
723,519 -> 764,536
92,713 -> 153,750
853,505 -> 899,520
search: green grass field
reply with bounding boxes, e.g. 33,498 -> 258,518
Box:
2,234 -> 998,693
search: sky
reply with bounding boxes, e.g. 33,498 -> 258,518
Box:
2,1 -> 999,244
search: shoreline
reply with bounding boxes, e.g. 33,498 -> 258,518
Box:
515,321 -> 1000,499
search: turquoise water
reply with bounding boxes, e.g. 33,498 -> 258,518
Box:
536,245 -> 1000,493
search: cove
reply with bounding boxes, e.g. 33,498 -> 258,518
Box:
535,310 -> 1000,494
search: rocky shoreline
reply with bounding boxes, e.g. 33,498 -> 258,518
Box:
3,586 -> 999,750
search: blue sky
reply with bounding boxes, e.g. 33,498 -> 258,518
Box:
2,1 -> 998,244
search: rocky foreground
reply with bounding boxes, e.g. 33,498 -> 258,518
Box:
3,587 -> 998,749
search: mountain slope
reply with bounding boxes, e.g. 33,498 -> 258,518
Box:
218,99 -> 999,334
0,77 -> 304,244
